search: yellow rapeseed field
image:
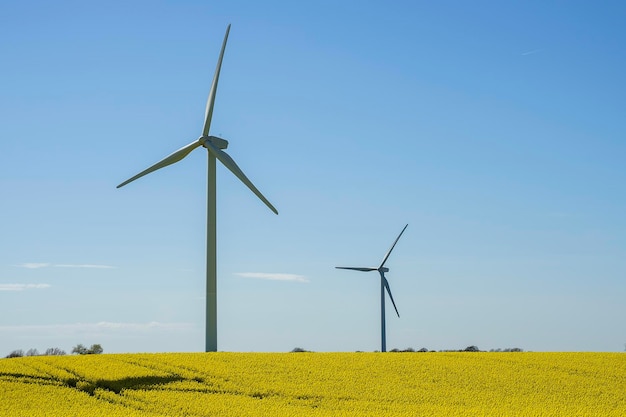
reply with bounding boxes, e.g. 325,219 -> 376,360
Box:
1,352 -> 624,416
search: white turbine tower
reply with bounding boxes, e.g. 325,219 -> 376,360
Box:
336,224 -> 408,352
117,24 -> 278,352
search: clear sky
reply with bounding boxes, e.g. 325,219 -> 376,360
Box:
1,0 -> 625,354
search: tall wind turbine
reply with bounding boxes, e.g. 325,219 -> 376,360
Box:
117,24 -> 278,352
336,224 -> 408,352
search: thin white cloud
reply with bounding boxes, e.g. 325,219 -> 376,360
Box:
0,283 -> 51,291
93,321 -> 193,331
15,263 -> 51,269
0,321 -> 194,333
14,263 -> 116,269
234,272 -> 309,283
54,264 -> 116,269
521,48 -> 543,56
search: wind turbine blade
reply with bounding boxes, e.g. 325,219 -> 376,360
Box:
383,276 -> 400,318
202,24 -> 231,137
117,141 -> 202,188
335,267 -> 377,272
203,140 -> 278,214
379,224 -> 408,268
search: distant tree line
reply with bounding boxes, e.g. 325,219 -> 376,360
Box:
291,346 -> 524,353
5,347 -> 67,358
4,344 -> 104,358
390,346 -> 524,352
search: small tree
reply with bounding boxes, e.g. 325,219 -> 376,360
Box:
72,344 -> 89,355
88,344 -> 103,354
464,345 -> 480,352
25,348 -> 39,357
44,347 -> 66,356
502,347 -> 523,352
72,344 -> 103,355
5,350 -> 24,358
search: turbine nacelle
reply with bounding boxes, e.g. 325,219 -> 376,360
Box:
379,267 -> 389,273
200,135 -> 229,150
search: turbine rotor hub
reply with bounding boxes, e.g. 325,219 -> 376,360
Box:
200,135 -> 229,150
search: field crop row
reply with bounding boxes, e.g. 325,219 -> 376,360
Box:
1,352 -> 624,416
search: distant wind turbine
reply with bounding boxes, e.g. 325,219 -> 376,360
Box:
117,24 -> 278,352
336,224 -> 408,352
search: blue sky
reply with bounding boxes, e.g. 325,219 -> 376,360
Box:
1,0 -> 625,354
